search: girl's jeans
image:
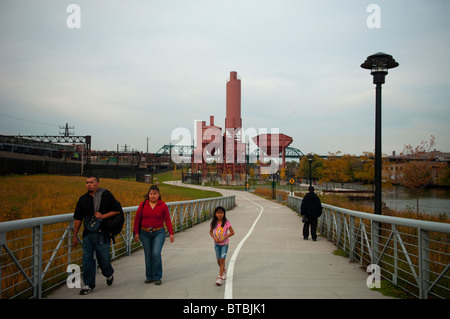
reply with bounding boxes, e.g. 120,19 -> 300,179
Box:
139,228 -> 166,280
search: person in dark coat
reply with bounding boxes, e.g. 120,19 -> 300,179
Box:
72,176 -> 121,295
300,186 -> 322,241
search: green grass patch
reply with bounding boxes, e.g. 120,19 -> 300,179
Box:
370,280 -> 413,299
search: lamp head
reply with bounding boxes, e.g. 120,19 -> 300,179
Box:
361,52 -> 399,84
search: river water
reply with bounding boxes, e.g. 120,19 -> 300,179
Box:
361,186 -> 450,216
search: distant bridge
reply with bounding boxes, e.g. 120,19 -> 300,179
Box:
156,144 -> 306,159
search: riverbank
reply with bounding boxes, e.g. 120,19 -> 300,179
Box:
368,186 -> 450,217
302,183 -> 450,218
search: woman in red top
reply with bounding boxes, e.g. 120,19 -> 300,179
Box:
134,185 -> 174,285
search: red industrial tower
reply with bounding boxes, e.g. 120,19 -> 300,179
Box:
223,71 -> 246,181
192,71 -> 246,183
189,71 -> 298,185
225,71 -> 242,130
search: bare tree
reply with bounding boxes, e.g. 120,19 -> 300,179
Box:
396,136 -> 436,218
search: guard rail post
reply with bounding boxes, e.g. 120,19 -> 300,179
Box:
32,224 -> 43,299
419,228 -> 429,299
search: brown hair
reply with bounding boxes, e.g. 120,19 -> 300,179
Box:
145,184 -> 161,200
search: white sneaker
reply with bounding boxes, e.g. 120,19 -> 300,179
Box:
80,284 -> 93,295
215,276 -> 223,286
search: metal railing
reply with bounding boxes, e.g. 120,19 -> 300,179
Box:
287,195 -> 450,299
0,195 -> 235,299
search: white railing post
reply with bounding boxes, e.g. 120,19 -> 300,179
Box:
32,224 -> 43,299
371,221 -> 379,265
419,229 -> 430,299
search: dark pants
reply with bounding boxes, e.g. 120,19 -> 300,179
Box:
82,231 -> 114,288
303,217 -> 318,240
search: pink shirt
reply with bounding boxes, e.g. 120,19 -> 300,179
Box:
212,220 -> 231,245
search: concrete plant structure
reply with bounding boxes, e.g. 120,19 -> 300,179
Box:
192,71 -> 293,184
252,133 -> 293,174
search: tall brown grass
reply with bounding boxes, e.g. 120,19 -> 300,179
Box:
0,175 -> 220,222
252,187 -> 288,201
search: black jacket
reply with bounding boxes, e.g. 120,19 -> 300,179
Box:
300,192 -> 322,219
73,189 -> 120,236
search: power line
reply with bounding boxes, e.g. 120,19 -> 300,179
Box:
0,112 -> 58,127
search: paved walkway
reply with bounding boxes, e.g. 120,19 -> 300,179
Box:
47,182 -> 390,299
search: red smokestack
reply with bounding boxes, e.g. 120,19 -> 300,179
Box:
225,71 -> 242,130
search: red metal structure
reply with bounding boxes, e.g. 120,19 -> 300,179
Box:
252,133 -> 293,169
193,116 -> 222,178
225,71 -> 242,130
192,71 -> 293,183
223,71 -> 245,180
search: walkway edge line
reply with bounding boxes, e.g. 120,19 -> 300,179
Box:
224,194 -> 264,299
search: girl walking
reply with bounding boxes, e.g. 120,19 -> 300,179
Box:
209,206 -> 234,286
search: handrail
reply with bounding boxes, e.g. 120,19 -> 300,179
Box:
0,195 -> 235,299
287,195 -> 450,299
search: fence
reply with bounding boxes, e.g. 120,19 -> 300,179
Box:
287,195 -> 450,299
0,195 -> 235,299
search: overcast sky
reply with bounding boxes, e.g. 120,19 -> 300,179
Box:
1,1 -> 449,156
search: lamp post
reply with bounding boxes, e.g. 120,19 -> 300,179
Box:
271,170 -> 279,200
361,52 -> 398,215
308,154 -> 313,187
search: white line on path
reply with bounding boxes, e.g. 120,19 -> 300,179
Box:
224,193 -> 264,299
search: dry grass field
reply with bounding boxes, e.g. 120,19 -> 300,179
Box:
0,174 -> 221,222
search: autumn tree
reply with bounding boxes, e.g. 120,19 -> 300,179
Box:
296,154 -> 323,183
353,152 -> 375,184
249,167 -> 255,184
396,135 -> 436,217
438,164 -> 450,186
285,161 -> 299,179
279,167 -> 286,181
321,152 -> 352,187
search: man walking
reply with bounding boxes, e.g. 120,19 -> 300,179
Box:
72,176 -> 121,295
300,186 -> 322,241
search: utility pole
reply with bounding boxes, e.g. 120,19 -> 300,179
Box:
121,144 -> 130,153
59,123 -> 74,137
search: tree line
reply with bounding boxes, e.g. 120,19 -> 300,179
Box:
295,151 -> 375,185
295,136 -> 450,188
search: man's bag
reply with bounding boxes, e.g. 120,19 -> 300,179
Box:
103,200 -> 125,242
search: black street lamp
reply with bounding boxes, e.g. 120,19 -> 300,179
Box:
361,52 -> 399,215
271,170 -> 279,199
308,154 -> 313,187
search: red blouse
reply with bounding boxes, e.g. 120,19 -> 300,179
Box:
133,199 -> 174,236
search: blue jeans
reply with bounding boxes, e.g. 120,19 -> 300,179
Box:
139,228 -> 166,281
82,231 -> 114,289
215,244 -> 229,260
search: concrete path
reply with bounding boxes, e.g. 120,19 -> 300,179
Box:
47,182 -> 390,299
